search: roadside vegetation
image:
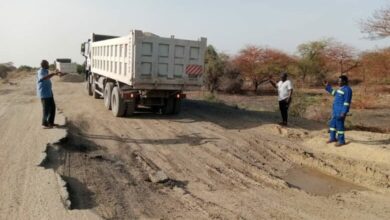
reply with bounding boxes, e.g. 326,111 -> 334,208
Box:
200,6 -> 390,128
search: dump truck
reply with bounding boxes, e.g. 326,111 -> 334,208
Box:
81,30 -> 207,117
55,58 -> 77,73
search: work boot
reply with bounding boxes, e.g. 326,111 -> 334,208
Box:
326,139 -> 337,144
278,121 -> 287,126
335,143 -> 345,147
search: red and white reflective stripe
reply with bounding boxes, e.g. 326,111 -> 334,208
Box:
186,65 -> 203,75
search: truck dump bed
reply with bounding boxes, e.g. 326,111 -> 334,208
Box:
90,30 -> 206,90
55,59 -> 77,73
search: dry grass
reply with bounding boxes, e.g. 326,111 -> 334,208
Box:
6,70 -> 35,79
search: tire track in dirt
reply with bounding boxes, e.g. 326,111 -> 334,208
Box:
50,78 -> 390,219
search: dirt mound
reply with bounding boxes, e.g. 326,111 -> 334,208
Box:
58,74 -> 84,83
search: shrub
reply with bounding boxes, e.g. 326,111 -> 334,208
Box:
0,64 -> 15,79
289,91 -> 322,117
17,65 -> 33,72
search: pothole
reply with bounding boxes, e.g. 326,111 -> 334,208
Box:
283,165 -> 368,196
61,175 -> 96,210
39,137 -> 98,210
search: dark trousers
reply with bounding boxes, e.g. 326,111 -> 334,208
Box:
41,97 -> 56,126
279,99 -> 290,123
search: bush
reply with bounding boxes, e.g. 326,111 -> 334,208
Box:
0,64 -> 15,79
49,64 -> 56,71
17,65 -> 33,72
289,91 -> 322,117
203,92 -> 224,104
353,93 -> 377,109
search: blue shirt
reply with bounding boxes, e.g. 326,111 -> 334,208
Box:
36,68 -> 53,98
325,84 -> 353,116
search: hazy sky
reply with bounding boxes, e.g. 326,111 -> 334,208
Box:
1,0 -> 390,66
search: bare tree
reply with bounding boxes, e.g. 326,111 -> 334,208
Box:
325,40 -> 360,73
361,6 -> 390,39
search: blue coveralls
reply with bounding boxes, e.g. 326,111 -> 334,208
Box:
325,84 -> 353,144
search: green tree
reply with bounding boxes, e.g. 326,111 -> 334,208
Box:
297,40 -> 329,84
204,45 -> 224,93
76,63 -> 85,74
49,63 -> 56,71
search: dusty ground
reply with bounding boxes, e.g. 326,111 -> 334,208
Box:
0,76 -> 99,219
1,74 -> 390,219
189,87 -> 390,133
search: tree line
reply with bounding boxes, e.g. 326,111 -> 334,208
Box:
204,6 -> 390,93
204,39 -> 390,93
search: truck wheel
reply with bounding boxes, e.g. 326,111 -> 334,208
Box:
126,101 -> 136,116
92,76 -> 99,99
173,99 -> 182,114
103,82 -> 114,110
111,87 -> 126,117
162,97 -> 174,115
151,106 -> 160,113
86,76 -> 92,96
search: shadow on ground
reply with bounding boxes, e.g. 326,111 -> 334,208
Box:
119,99 -> 326,131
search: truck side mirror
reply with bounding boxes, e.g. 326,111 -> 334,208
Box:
81,43 -> 85,53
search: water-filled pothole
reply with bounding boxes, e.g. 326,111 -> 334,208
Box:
283,166 -> 367,196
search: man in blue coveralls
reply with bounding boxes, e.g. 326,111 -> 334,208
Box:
36,60 -> 62,128
324,75 -> 353,147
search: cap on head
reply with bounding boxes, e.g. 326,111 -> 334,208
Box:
339,75 -> 348,84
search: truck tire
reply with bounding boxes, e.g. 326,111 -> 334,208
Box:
111,86 -> 126,117
86,76 -> 92,96
92,77 -> 100,99
162,97 -> 174,115
126,101 -> 136,116
173,99 -> 182,114
103,82 -> 114,110
151,106 -> 160,113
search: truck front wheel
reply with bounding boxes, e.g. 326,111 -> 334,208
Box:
104,82 -> 114,110
111,87 -> 126,117
86,75 -> 92,96
92,76 -> 100,99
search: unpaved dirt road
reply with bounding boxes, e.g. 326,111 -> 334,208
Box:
1,75 -> 390,219
0,78 -> 99,219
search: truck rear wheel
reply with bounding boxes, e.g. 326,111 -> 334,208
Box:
111,87 -> 126,117
126,101 -> 136,116
92,77 -> 100,99
104,82 -> 114,110
173,99 -> 182,114
162,97 -> 174,115
86,76 -> 92,96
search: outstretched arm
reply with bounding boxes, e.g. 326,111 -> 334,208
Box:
269,76 -> 277,89
324,81 -> 336,96
38,70 -> 62,82
40,73 -> 57,81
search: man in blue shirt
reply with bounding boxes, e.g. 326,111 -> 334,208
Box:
36,60 -> 61,128
324,75 -> 353,147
